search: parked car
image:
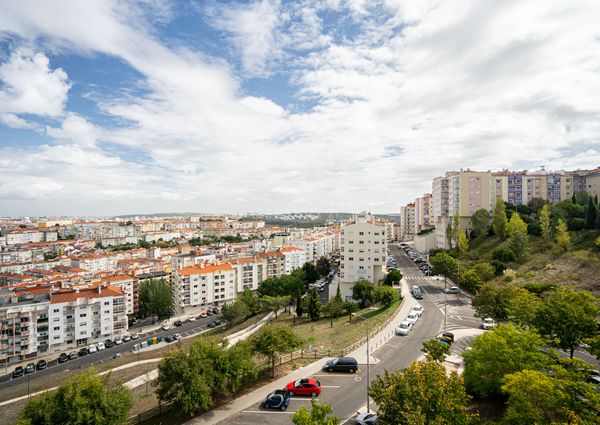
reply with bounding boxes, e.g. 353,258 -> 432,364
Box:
285,378 -> 321,397
406,311 -> 419,324
174,320 -> 183,327
410,304 -> 424,317
187,315 -> 196,322
58,352 -> 69,363
123,335 -> 131,343
199,311 -> 208,318
165,335 -> 174,343
213,319 -> 221,326
36,359 -> 48,370
263,389 -> 291,411
212,307 -> 220,314
140,341 -> 148,349
445,286 -> 460,294
412,288 -> 423,299
131,333 -> 139,340
356,412 -> 378,425
78,348 -> 89,357
161,322 -> 170,331
104,339 -> 114,348
173,333 -> 182,340
482,318 -> 496,330
208,321 -> 216,328
395,320 -> 413,336
12,366 -> 23,378
24,363 -> 35,374
442,331 -> 455,343
114,336 -> 123,345
97,342 -> 106,351
68,351 -> 78,360
151,316 -> 159,324
322,357 -> 358,373
132,343 -> 140,352
207,310 -> 214,316
88,344 -> 98,354
112,353 -> 122,359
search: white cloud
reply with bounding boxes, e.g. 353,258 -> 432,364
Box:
1,0 -> 600,216
0,49 -> 70,117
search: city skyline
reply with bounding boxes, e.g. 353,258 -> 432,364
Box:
1,1 -> 600,216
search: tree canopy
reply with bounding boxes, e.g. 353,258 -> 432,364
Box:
374,285 -> 400,308
493,198 -> 508,240
139,278 -> 173,319
291,400 -> 340,425
250,325 -> 303,377
469,208 -> 491,239
351,279 -> 376,308
430,252 -> 458,284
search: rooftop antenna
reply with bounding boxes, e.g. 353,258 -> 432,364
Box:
540,165 -> 546,171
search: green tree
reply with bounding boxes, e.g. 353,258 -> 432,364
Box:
306,288 -> 321,322
261,295 -> 291,318
587,197 -> 597,229
471,262 -> 495,282
507,212 -> 528,237
139,278 -> 173,319
291,400 -> 340,425
239,288 -> 261,315
539,204 -> 551,242
469,208 -> 491,239
258,277 -> 285,297
430,252 -> 458,288
342,301 -> 359,322
223,340 -> 259,393
283,274 -> 308,318
533,286 -> 600,358
370,360 -> 476,425
374,285 -> 399,308
421,338 -> 451,362
450,213 -> 460,248
316,257 -> 332,277
472,283 -> 540,325
458,231 -> 469,255
555,218 -> 571,252
302,262 -> 320,284
493,198 -> 509,240
508,230 -> 528,260
351,279 -> 376,308
221,299 -> 250,325
492,246 -> 517,262
250,325 -> 303,377
502,369 -> 600,424
458,269 -> 483,293
17,369 -> 132,425
323,295 -> 344,328
463,324 -> 549,397
383,269 -> 403,286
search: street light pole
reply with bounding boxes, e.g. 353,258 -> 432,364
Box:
352,312 -> 371,413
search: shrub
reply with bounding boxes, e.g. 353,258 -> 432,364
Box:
527,222 -> 542,236
522,282 -> 557,295
492,246 -> 517,262
567,217 -> 586,231
489,260 -> 507,275
471,263 -> 496,281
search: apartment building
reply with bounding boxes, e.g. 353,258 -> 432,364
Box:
257,251 -> 286,280
229,258 -> 261,293
4,230 -> 58,246
279,246 -> 307,274
71,254 -> 118,273
414,194 -> 433,234
173,264 -> 236,310
399,203 -> 415,241
100,275 -> 135,316
292,231 -> 336,263
339,213 -> 387,300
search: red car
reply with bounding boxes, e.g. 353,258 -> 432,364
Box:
285,378 -> 321,397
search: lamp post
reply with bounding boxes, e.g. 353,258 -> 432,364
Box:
352,312 -> 371,413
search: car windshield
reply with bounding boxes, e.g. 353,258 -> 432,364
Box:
408,313 -> 416,318
332,358 -> 339,365
294,380 -> 302,387
400,323 -> 408,329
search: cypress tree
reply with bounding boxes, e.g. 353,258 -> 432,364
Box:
571,194 -> 577,204
587,198 -> 597,229
595,194 -> 598,206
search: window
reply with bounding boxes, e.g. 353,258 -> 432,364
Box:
53,308 -> 59,313
359,231 -> 364,235
79,313 -> 87,318
53,326 -> 60,331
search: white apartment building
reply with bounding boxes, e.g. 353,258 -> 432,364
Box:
71,254 -> 119,273
339,213 -> 387,300
399,204 -> 415,241
415,194 -> 433,234
100,275 -> 135,316
173,264 -> 236,309
5,230 -> 58,245
47,285 -> 128,353
292,231 -> 336,263
280,246 -> 307,274
229,258 -> 261,293
144,231 -> 181,243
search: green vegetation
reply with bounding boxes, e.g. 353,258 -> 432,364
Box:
421,338 -> 451,363
17,369 -> 132,425
139,278 -> 172,319
383,268 -> 403,286
374,285 -> 400,308
291,400 -> 340,425
370,360 -> 477,425
305,288 -> 322,321
249,325 -> 304,377
351,279 -> 376,308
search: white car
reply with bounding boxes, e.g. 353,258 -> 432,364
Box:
131,333 -> 139,340
88,344 -> 98,354
410,304 -> 424,317
187,315 -> 196,322
161,321 -> 170,331
482,318 -> 496,330
356,412 -> 378,425
114,336 -> 123,345
395,320 -> 413,336
406,311 -> 419,324
96,342 -> 105,351
445,286 -> 460,294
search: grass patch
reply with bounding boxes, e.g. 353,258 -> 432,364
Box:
269,299 -> 401,353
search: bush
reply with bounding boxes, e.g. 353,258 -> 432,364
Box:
471,263 -> 495,282
567,217 -> 586,231
522,282 -> 557,295
458,269 -> 483,293
374,285 -> 400,308
489,260 -> 507,276
492,246 -> 517,262
527,222 -> 541,236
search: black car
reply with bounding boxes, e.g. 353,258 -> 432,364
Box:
322,357 -> 358,373
104,339 -> 114,348
68,351 -> 78,360
165,335 -> 174,343
208,322 -> 216,328
24,363 -> 35,374
263,389 -> 291,411
58,352 -> 69,363
212,307 -> 220,314
174,320 -> 183,327
442,331 -> 455,343
12,366 -> 23,378
207,310 -> 213,316
213,319 -> 221,326
36,359 -> 47,370
78,348 -> 89,357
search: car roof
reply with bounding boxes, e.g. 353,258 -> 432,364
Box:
273,389 -> 288,395
399,320 -> 411,325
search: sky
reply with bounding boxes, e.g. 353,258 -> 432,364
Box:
0,0 -> 599,217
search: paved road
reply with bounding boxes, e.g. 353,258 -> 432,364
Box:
220,248 -> 449,425
0,313 -> 222,390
